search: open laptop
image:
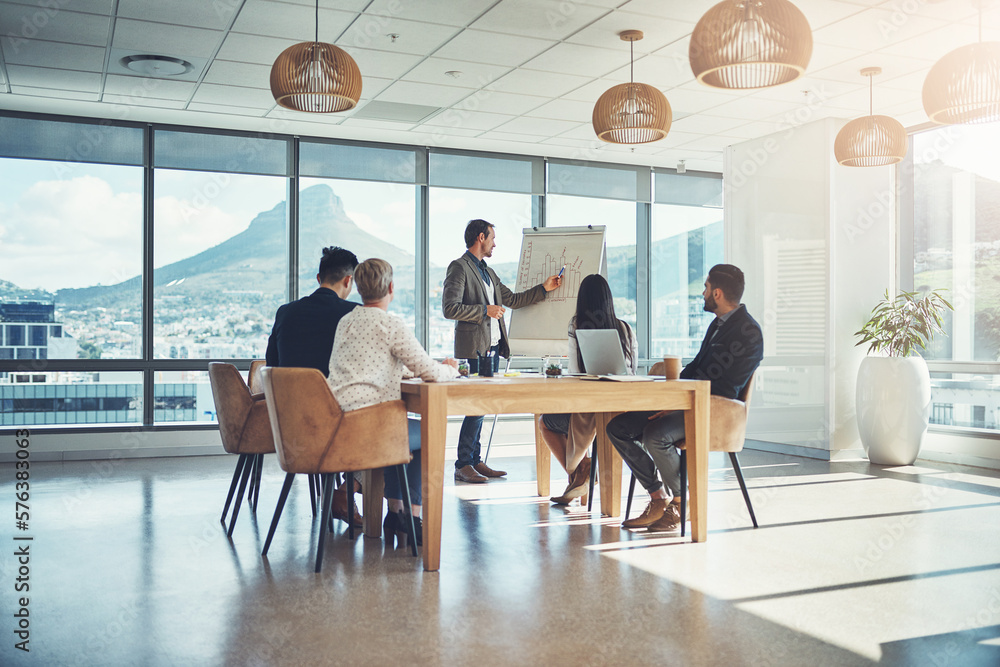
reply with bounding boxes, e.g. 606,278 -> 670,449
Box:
575,329 -> 652,381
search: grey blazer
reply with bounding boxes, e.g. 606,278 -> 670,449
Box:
442,252 -> 546,359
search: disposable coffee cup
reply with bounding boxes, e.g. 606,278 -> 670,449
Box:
662,356 -> 681,380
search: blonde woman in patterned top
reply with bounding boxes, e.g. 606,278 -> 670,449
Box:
328,258 -> 458,547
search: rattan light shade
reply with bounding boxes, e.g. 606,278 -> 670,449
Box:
690,0 -> 812,90
270,41 -> 362,113
922,41 -> 1000,124
593,82 -> 672,144
834,115 -> 907,167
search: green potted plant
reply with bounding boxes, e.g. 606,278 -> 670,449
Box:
854,289 -> 952,465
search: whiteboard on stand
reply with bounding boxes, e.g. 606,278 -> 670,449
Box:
507,226 -> 607,357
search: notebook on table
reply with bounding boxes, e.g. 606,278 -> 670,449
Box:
574,329 -> 654,382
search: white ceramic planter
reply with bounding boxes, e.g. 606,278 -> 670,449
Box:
856,356 -> 932,466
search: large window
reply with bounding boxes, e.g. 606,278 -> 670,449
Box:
907,124 -> 1000,430
0,112 -> 723,432
0,158 -> 143,360
650,171 -> 724,358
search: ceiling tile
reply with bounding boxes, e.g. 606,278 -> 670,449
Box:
216,33 -> 298,65
5,65 -> 101,92
476,130 -> 550,143
524,98 -> 595,123
9,85 -> 99,101
565,11 -> 695,54
618,0 -> 708,23
363,0 -> 496,26
878,21 -> 1000,61
520,42 -> 630,78
102,93 -> 187,109
343,16 -> 460,56
112,19 -> 223,59
0,38 -> 105,71
188,101 -> 269,117
808,41 -> 866,71
0,0 -> 114,14
267,0 -> 369,10
813,7 -> 948,49
104,74 -> 196,101
748,76 -> 863,104
824,82 -> 922,114
492,68 -> 591,98
341,47 -> 423,80
797,0 -> 871,30
401,58 -> 512,90
663,83 -> 743,115
341,117 -> 417,132
377,80 -> 470,107
673,134 -> 742,153
420,109 -> 515,132
671,114 -> 751,135
709,96 -> 801,120
232,2 -> 357,41
432,29 -> 556,67
471,0 -> 611,41
0,7 -> 110,47
812,51 -> 933,84
191,83 -> 277,108
117,0 -> 235,30
494,116 -> 581,136
603,53 -> 699,90
202,60 -> 272,89
454,90 -> 547,115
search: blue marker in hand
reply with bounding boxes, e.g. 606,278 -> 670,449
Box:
558,264 -> 565,279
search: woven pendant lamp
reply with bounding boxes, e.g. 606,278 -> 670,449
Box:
834,67 -> 907,167
270,0 -> 362,113
690,0 -> 812,90
592,30 -> 671,144
922,5 -> 1000,124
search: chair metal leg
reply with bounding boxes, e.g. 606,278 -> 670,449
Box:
251,454 -> 263,512
308,474 -> 318,518
680,449 -> 688,538
729,452 -> 758,528
315,474 -> 336,573
625,473 -> 636,519
227,455 -> 254,537
586,437 -> 598,512
397,464 -> 418,558
262,473 -> 295,556
346,477 -> 356,541
221,454 -> 248,525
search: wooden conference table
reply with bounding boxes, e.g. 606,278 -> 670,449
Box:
393,375 -> 710,572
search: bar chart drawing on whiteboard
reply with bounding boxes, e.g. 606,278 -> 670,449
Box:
508,226 -> 606,356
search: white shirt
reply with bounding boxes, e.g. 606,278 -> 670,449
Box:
484,278 -> 501,347
328,307 -> 458,412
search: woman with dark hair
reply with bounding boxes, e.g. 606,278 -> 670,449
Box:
538,274 -> 638,505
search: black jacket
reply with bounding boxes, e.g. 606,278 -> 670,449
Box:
680,304 -> 763,400
264,287 -> 358,376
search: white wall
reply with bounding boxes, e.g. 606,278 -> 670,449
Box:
726,118 -> 894,459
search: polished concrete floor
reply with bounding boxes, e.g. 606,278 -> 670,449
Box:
2,445 -> 999,666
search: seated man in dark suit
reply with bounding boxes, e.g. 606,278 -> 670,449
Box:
607,264 -> 763,532
266,246 -> 361,525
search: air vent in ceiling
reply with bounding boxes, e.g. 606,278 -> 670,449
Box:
351,101 -> 441,123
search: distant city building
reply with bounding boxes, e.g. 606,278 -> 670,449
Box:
0,301 -> 77,361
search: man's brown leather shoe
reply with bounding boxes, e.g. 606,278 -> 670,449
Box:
473,462 -> 507,478
455,465 -> 488,484
622,497 -> 668,529
645,500 -> 681,532
330,486 -> 363,527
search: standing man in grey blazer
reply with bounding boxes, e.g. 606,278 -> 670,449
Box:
443,219 -> 562,483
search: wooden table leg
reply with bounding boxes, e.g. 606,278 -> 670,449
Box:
534,415 -> 550,497
684,383 -> 710,542
420,386 -> 447,571
361,469 -> 385,538
597,412 -> 622,517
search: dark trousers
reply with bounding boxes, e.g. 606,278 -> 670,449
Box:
456,345 -> 500,469
384,418 -> 422,505
606,410 -> 686,497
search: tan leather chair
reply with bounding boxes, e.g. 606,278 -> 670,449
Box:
208,362 -> 276,537
258,366 -> 417,572
625,366 -> 759,534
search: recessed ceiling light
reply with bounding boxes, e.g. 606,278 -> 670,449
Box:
119,55 -> 193,77
445,70 -> 462,79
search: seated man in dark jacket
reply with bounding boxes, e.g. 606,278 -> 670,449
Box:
607,264 -> 763,532
265,246 -> 361,525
